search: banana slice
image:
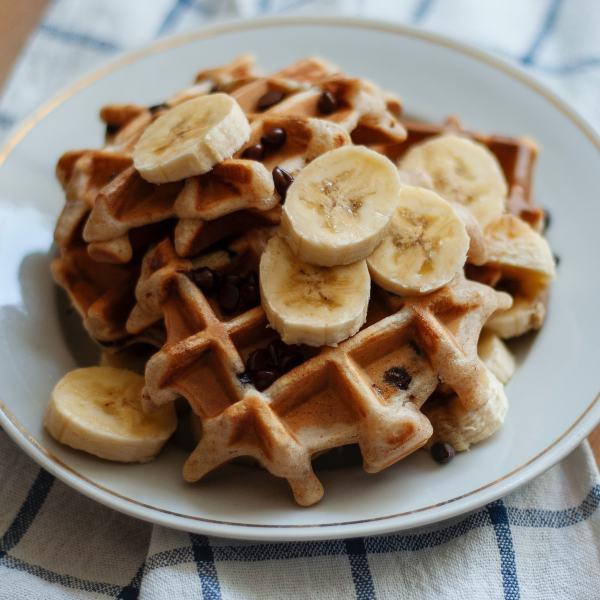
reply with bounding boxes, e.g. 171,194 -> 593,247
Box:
484,214 -> 555,289
133,94 -> 250,183
478,331 -> 516,384
45,367 -> 177,463
367,187 -> 469,295
486,295 -> 546,339
280,145 -> 401,266
400,134 -> 507,226
259,236 -> 370,346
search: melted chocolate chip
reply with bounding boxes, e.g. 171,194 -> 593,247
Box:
383,366 -> 412,390
105,122 -> 120,136
148,102 -> 168,114
247,348 -> 275,372
272,166 -> 294,201
257,90 -> 284,111
225,274 -> 243,287
279,351 -> 304,373
240,275 -> 260,307
190,267 -> 216,294
430,442 -> 455,464
267,339 -> 287,365
242,143 -> 265,161
261,127 -> 287,151
218,281 -> 240,313
253,369 -> 278,391
317,90 -> 338,115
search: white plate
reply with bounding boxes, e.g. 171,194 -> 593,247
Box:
0,17 -> 598,542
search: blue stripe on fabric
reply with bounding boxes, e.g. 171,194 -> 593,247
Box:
39,23 -> 120,52
507,484 -> 600,527
521,0 -> 563,65
190,534 -> 222,600
487,500 -> 520,600
367,508 -> 490,554
1,483 -> 598,594
345,538 -> 376,600
0,469 -> 54,559
0,553 -> 122,596
157,0 -> 193,36
412,0 -> 435,23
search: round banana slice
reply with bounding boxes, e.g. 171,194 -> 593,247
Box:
45,367 -> 177,463
260,236 -> 370,347
367,187 -> 469,295
484,214 -> 555,286
133,94 -> 250,183
281,145 -> 401,266
400,134 -> 508,226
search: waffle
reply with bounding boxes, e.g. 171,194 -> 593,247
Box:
140,229 -> 510,504
73,56 -> 404,264
49,55 -> 552,506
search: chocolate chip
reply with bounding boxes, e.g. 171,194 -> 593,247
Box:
240,278 -> 260,307
383,366 -> 412,390
261,127 -> 287,151
225,274 -> 243,287
272,166 -> 294,201
237,371 -> 252,385
148,102 -> 168,114
247,348 -> 274,372
267,339 -> 287,366
242,143 -> 265,161
430,442 -> 455,464
409,340 -> 424,357
554,253 -> 561,266
543,210 -> 552,233
105,122 -> 120,136
317,90 -> 338,115
190,267 -> 216,294
218,281 -> 240,313
257,90 -> 284,111
279,351 -> 304,373
253,369 -> 278,391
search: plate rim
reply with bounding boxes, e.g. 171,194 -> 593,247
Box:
0,15 -> 598,541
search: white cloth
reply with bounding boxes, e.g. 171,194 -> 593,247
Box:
1,1 -> 599,599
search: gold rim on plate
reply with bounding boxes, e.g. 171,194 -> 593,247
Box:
0,17 -> 598,532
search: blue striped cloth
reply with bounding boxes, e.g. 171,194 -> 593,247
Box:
1,1 -> 599,598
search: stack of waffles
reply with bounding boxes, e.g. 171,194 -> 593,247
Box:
50,56 -> 556,505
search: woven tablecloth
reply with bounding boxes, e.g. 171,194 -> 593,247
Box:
1,1 -> 599,598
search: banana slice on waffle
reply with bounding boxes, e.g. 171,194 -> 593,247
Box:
133,94 -> 250,183
400,134 -> 508,227
478,331 -> 516,384
260,235 -> 370,346
281,145 -> 401,266
45,367 -> 176,462
368,187 -> 469,295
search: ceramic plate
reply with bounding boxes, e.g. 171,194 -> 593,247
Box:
0,17 -> 598,541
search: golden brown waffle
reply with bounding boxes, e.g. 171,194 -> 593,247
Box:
140,230 -> 510,504
126,227 -> 274,335
75,56 -> 405,264
382,117 -> 545,230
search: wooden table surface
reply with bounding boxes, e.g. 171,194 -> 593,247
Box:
2,0 -> 599,465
